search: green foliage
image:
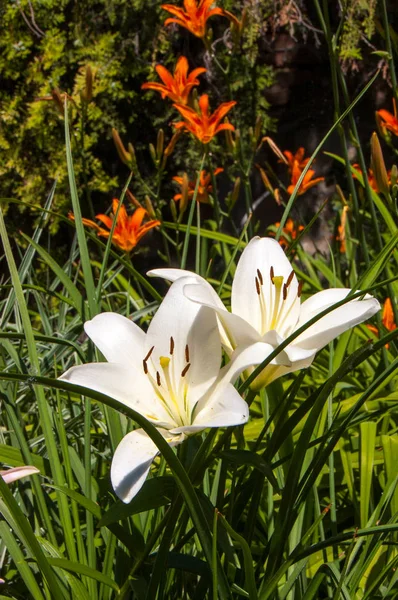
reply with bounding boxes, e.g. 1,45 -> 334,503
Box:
339,0 -> 378,63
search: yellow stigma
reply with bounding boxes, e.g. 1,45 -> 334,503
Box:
160,356 -> 170,369
272,275 -> 284,288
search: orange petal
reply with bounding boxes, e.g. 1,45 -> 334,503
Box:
130,207 -> 147,231
198,94 -> 210,118
210,100 -> 236,125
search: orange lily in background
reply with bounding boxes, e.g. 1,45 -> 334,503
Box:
69,200 -> 160,253
367,298 -> 396,346
162,0 -> 226,38
271,218 -> 304,248
287,160 -> 324,195
283,147 -> 311,173
142,57 -> 206,105
173,168 -> 223,204
173,94 -> 236,143
376,99 -> 398,137
352,164 -> 391,193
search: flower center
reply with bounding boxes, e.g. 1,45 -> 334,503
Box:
255,267 -> 302,336
142,338 -> 192,427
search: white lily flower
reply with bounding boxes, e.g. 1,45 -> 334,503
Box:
149,237 -> 380,389
0,466 -> 40,484
60,277 -> 277,503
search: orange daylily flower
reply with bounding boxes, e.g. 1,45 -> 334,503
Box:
162,0 -> 226,38
367,298 -> 396,346
69,200 -> 160,253
352,164 -> 391,194
287,160 -> 324,195
271,218 -> 304,249
376,100 -> 398,137
173,168 -> 223,204
141,57 -> 206,105
173,94 -> 236,143
283,147 -> 311,173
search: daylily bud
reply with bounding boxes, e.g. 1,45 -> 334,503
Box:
156,129 -> 164,160
149,143 -> 157,166
127,143 -> 137,167
170,199 -> 178,222
145,195 -> 156,219
82,65 -> 93,103
164,131 -> 182,157
256,164 -> 276,196
261,136 -> 287,163
112,128 -> 134,170
228,177 -> 241,211
370,132 -> 390,196
179,172 -> 189,216
391,164 -> 398,188
126,190 -> 142,209
274,188 -> 282,206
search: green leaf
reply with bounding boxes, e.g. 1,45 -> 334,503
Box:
98,476 -> 176,527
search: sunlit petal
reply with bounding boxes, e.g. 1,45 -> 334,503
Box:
111,428 -> 185,503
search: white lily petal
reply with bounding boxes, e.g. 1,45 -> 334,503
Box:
148,268 -> 226,311
295,289 -> 381,350
84,312 -> 145,366
111,428 -> 185,503
1,466 -> 40,484
146,277 -> 221,410
231,237 -> 300,336
184,283 -> 260,352
60,363 -> 175,428
172,384 -> 249,433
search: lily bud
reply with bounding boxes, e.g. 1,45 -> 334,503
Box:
228,177 -> 241,211
370,132 -> 390,196
82,65 -> 93,103
149,143 -> 157,166
112,128 -> 134,170
179,172 -> 189,216
156,129 -> 164,160
164,131 -> 181,158
145,195 -> 156,219
170,198 -> 178,222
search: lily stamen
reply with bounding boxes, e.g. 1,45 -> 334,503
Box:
257,268 -> 263,285
170,336 -> 175,355
156,371 -> 161,386
185,344 -> 190,362
298,281 -> 303,297
255,276 -> 261,295
181,363 -> 191,377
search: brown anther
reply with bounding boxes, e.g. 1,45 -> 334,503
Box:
181,363 -> 191,377
286,270 -> 295,288
283,283 -> 287,301
156,371 -> 161,386
185,344 -> 190,363
297,281 -> 303,298
144,346 -> 155,362
170,337 -> 175,355
270,266 -> 275,282
143,360 -> 148,374
256,268 -> 263,285
255,277 -> 261,295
